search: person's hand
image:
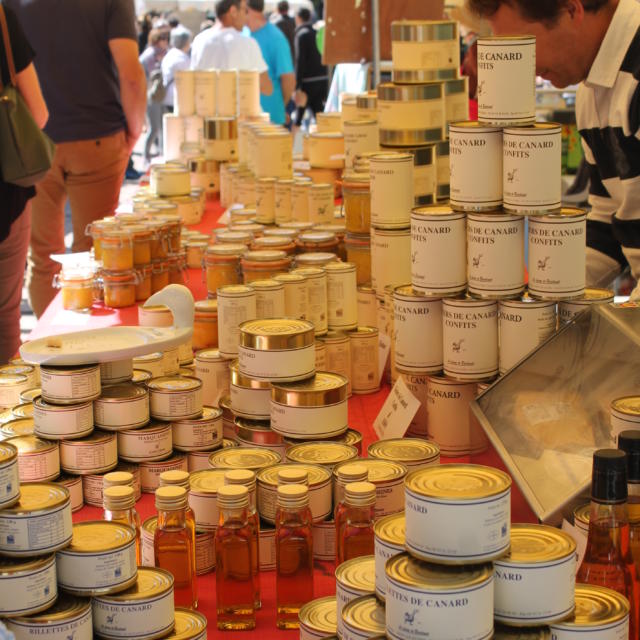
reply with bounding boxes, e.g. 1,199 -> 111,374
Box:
294,89 -> 308,108
126,130 -> 141,154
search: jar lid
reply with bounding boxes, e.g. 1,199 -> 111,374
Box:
206,243 -> 246,257
298,231 -> 336,244
242,250 -> 288,262
103,270 -> 137,284
277,483 -> 309,508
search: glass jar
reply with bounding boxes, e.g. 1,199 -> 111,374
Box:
343,173 -> 371,234
151,260 -> 170,293
229,222 -> 265,238
241,250 -> 291,284
168,252 -> 186,285
145,220 -> 168,260
314,223 -> 347,261
103,270 -> 138,308
124,224 -> 153,265
101,229 -> 134,271
250,235 -> 296,256
53,268 -> 95,311
345,234 -> 371,285
157,214 -> 182,253
193,299 -> 219,350
229,207 -> 257,225
87,218 -> 119,262
216,230 -> 253,247
204,244 -> 245,295
186,241 -> 208,269
135,264 -> 152,301
296,231 -> 340,255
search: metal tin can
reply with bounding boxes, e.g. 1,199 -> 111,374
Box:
0,442 -> 20,508
344,120 -> 379,169
336,556 -> 376,639
33,394 -> 94,440
1,417 -> 34,439
162,347 -> 180,376
467,212 -> 525,298
256,462 -> 332,524
299,596 -> 338,640
477,36 -> 536,127
436,140 -> 450,201
357,286 -> 377,328
0,364 -> 37,390
405,464 -> 511,563
188,468 -> 228,530
411,205 -> 467,296
56,473 -> 84,512
0,373 -> 30,409
308,132 -> 344,170
238,318 -> 316,381
494,524 -> 576,626
194,348 -> 230,407
5,593 -> 92,639
230,361 -> 271,420
0,482 -> 72,556
528,208 -> 587,300
0,555 -> 57,618
258,522 -> 276,571
349,327 -> 379,394
92,567 -> 175,640
290,267 -> 328,336
499,295 -> 557,374
59,430 -> 118,475
449,121 -> 503,212
148,376 -> 203,421
56,521 -> 138,596
255,177 -> 276,225
558,287 -> 614,323
400,372 -> 429,439
319,330 -> 352,396
94,383 -> 149,431
40,364 -> 101,405
209,446 -> 281,473
117,422 -> 173,463
217,284 -> 257,358
255,130 -> 292,178
315,340 -> 327,371
6,435 -> 60,482
274,178 -> 293,225
19,387 -> 42,404
312,518 -> 336,562
133,352 -> 164,378
172,405 -> 223,451
249,278 -> 286,317
443,298 -> 499,380
195,529 -> 216,574
286,441 -> 358,471
444,77 -> 470,126
139,454 -> 188,493
374,513 -> 405,600
100,359 -> 134,386
234,417 -> 286,459
341,594 -> 386,640
371,226 -> 411,298
503,123 -> 562,214
610,396 -> 640,443
369,152 -> 414,229
368,438 -> 440,471
274,273 -> 307,320
11,402 -> 33,419
549,584 -> 629,639
270,372 -> 349,440
167,608 -> 207,640
308,183 -> 335,225
325,262 -> 359,331
493,624 -> 551,639
385,553 -> 494,640
82,463 -> 141,507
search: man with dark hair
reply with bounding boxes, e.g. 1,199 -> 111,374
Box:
294,7 -> 328,126
467,0 -> 640,298
272,0 -> 295,58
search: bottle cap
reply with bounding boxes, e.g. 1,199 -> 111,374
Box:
155,485 -> 188,511
337,463 -> 368,485
217,483 -> 249,509
103,471 -> 134,489
103,485 -> 135,511
345,481 -> 376,507
277,483 -> 309,509
592,449 -> 627,503
224,468 -> 256,490
159,470 -> 190,489
618,431 -> 640,483
277,467 -> 309,486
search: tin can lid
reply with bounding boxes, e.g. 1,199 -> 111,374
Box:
341,595 -> 386,634
374,513 -> 405,547
335,457 -> 407,484
148,376 -> 202,393
1,417 -> 34,438
66,430 -> 116,446
498,524 -> 576,565
217,284 -> 255,297
189,468 -> 228,494
340,429 -> 363,448
568,288 -> 615,304
477,34 -> 536,42
335,555 -> 376,594
0,441 -> 17,464
290,266 -> 325,278
0,364 -> 34,378
257,462 -> 331,488
274,272 -> 305,283
195,348 -> 228,363
286,441 -> 358,466
3,482 -> 69,514
298,596 -> 338,634
174,405 -> 222,427
552,584 -> 630,628
133,352 -> 163,363
239,318 -> 315,351
8,592 -> 91,623
5,434 -> 57,455
271,372 -> 348,407
0,553 -> 55,577
230,361 -> 272,390
66,521 -> 135,553
349,326 -> 379,339
11,402 -> 32,419
504,121 -> 562,134
132,369 -> 153,385
532,206 -> 586,221
323,262 -> 356,275
142,515 -> 158,535
221,438 -> 237,449
96,567 -> 174,602
573,503 -> 590,527
97,383 -> 147,403
40,364 -> 99,374
235,416 -> 274,434
611,395 -> 640,417
209,446 -> 281,471
493,624 -> 551,639
391,19 -> 457,39
368,438 -> 440,464
167,608 -> 208,639
449,120 -> 502,133
0,373 -> 28,387
19,387 -> 42,403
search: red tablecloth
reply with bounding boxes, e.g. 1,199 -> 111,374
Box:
28,196 -> 537,638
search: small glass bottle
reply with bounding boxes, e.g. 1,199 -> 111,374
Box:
103,470 -> 141,534
577,449 -> 638,639
334,463 -> 369,545
225,469 -> 261,609
336,481 -> 376,565
619,431 -> 640,575
278,467 -> 309,487
154,485 -> 198,609
275,484 -> 314,629
103,485 -> 141,565
215,484 -> 256,631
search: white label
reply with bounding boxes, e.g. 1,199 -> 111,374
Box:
217,73 -> 237,117
550,619 -> 629,640
94,396 -> 149,430
238,344 -> 315,381
140,457 -> 188,493
378,99 -> 445,134
7,604 -> 92,640
370,157 -> 414,227
195,359 -> 230,407
374,377 -> 421,440
386,573 -> 494,640
373,481 -> 405,519
196,530 -> 216,574
528,216 -> 586,298
344,121 -> 379,169
204,138 -> 237,163
274,185 -> 292,225
41,368 -> 100,403
327,270 -> 358,329
17,447 -> 60,482
450,127 -> 503,208
93,586 -> 175,638
304,275 -> 328,334
141,531 -> 155,567
351,336 -> 379,393
34,402 -> 93,438
375,536 -> 403,599
230,383 -> 271,420
281,281 -> 307,320
56,540 -> 137,591
238,71 -> 261,117
312,521 -> 336,561
60,436 -> 118,473
255,288 -> 286,320
0,458 -> 20,507
271,400 -> 348,439
174,70 -> 195,116
337,582 -> 371,639
255,182 -> 276,224
218,293 -> 257,358
405,488 -> 510,561
394,297 -> 443,372
357,289 -> 377,328
0,501 -> 72,554
117,426 -> 173,462
100,359 -> 133,383
173,416 -> 222,450
259,529 -> 276,570
149,387 -> 203,421
189,492 -> 219,530
401,373 -> 429,439
371,229 -> 411,297
392,40 -> 459,72
494,553 -> 576,624
195,70 -> 216,117
0,556 -> 57,616
411,214 -> 466,295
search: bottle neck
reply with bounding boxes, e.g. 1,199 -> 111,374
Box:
219,504 -> 249,527
344,501 -> 375,519
276,503 -> 311,523
158,507 -> 187,528
589,500 -> 628,528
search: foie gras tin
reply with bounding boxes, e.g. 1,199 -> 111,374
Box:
299,595 -> 338,640
367,438 -> 440,471
166,608 -> 207,640
0,554 -> 57,618
59,430 -> 118,475
336,556 -> 376,639
40,364 -> 101,405
340,594 -> 385,640
374,513 -> 405,600
6,435 -> 60,482
33,396 -> 94,439
0,441 -> 20,508
148,375 -> 203,421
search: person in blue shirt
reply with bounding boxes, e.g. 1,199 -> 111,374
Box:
246,0 -> 295,125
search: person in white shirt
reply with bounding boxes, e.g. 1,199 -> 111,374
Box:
162,26 -> 192,109
190,0 -> 272,96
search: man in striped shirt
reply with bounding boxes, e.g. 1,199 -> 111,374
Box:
467,0 -> 640,300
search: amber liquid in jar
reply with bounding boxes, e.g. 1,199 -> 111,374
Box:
59,277 -> 94,311
104,507 -> 142,565
335,482 -> 376,565
103,274 -> 137,308
205,256 -> 241,296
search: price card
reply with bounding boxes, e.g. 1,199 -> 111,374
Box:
374,376 -> 421,440
561,519 -> 587,574
377,332 -> 391,387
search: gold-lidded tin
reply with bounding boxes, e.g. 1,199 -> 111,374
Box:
209,445 -> 281,472
558,287 -> 614,324
6,435 -> 60,482
32,395 -> 94,440
92,566 -> 175,640
374,513 -> 405,600
0,373 -> 30,410
270,372 -> 349,440
56,473 -> 84,512
94,383 -> 150,431
340,594 -> 386,640
0,482 -> 72,556
1,417 -> 34,439
234,416 -> 286,459
298,595 -> 338,640
56,521 -> 138,596
166,607 -> 208,640
188,468 -> 228,530
494,524 -> 577,626
230,360 -> 271,420
117,422 -> 173,463
140,453 -> 189,493
11,402 -> 34,419
4,592 -> 92,637
40,364 -> 101,405
368,437 -> 440,471
59,430 -> 118,475
0,554 -> 58,618
549,584 -> 630,638
172,405 -> 223,452
335,556 -> 376,639
385,553 -> 494,640
610,396 -> 640,444
405,464 -> 511,564
148,375 -> 203,421
0,441 -> 20,508
286,440 -> 358,470
238,318 -> 316,382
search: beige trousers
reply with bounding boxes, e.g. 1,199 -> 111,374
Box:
27,130 -> 129,317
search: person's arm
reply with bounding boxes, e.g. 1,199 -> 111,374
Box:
248,37 -> 272,96
281,72 -> 295,104
260,71 -> 273,96
109,38 -> 147,152
275,30 -> 295,104
15,62 -> 47,128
